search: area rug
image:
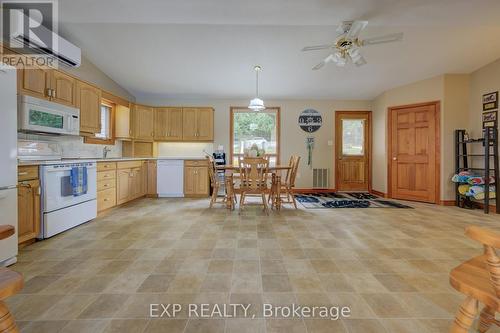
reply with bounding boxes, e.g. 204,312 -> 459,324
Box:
294,192 -> 413,209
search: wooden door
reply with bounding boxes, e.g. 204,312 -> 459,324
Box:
18,68 -> 50,100
17,180 -> 40,243
135,105 -> 154,141
389,102 -> 439,203
50,71 -> 76,106
77,81 -> 102,134
117,169 -> 131,204
182,108 -> 198,140
335,111 -> 371,191
197,108 -> 214,141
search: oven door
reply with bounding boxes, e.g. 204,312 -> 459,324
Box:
42,163 -> 97,212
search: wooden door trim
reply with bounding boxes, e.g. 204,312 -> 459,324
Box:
334,111 -> 372,192
229,106 -> 281,165
387,101 -> 441,203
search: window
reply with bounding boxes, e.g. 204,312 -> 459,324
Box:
342,119 -> 365,155
230,107 -> 280,165
95,105 -> 111,139
84,101 -> 115,145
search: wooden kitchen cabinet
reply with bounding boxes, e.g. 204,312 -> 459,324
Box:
154,107 -> 183,141
184,160 -> 209,197
17,166 -> 40,244
147,160 -> 157,197
134,105 -> 154,141
97,162 -> 116,213
18,67 -> 51,100
77,81 -> 102,135
50,70 -> 77,107
18,180 -> 40,244
116,161 -> 148,204
182,107 -> 214,141
115,104 -> 132,139
17,68 -> 77,107
116,168 -> 131,205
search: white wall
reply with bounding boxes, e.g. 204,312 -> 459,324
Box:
136,96 -> 371,188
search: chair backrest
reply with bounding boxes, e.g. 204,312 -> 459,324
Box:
207,156 -> 218,186
239,157 -> 269,191
465,226 -> 500,298
289,155 -> 301,187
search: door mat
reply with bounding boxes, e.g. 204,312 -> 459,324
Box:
294,192 -> 413,209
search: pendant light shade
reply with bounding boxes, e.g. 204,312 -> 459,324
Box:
248,65 -> 265,111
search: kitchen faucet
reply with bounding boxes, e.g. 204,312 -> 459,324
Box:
103,146 -> 111,158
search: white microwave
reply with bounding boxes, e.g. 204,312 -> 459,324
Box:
18,95 -> 80,136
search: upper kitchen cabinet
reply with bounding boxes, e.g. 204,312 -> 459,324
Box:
182,107 -> 214,141
154,107 -> 183,141
134,104 -> 154,141
49,70 -> 77,107
17,67 -> 51,100
17,69 -> 77,107
115,104 -> 132,139
77,81 -> 102,135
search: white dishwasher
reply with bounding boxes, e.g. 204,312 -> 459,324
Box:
157,160 -> 184,197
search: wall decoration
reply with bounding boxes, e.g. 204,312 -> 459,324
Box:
299,109 -> 322,133
482,91 -> 498,111
483,121 -> 496,128
483,110 -> 497,123
306,137 -> 315,167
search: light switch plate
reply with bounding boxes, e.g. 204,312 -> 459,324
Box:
327,140 -> 333,146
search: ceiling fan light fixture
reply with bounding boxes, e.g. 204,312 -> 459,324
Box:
248,65 -> 265,112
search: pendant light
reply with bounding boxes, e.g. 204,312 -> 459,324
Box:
248,65 -> 265,111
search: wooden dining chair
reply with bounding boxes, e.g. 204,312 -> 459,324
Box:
269,155 -> 301,209
208,156 -> 236,208
449,226 -> 500,333
0,225 -> 23,333
238,157 -> 270,214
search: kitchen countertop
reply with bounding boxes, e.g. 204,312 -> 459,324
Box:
18,156 -> 208,166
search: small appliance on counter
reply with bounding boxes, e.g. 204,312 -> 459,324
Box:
212,146 -> 226,197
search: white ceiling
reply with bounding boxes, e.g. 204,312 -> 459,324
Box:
59,0 -> 500,101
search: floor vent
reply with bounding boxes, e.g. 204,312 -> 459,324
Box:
313,168 -> 329,188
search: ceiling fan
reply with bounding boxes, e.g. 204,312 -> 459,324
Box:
302,20 -> 403,70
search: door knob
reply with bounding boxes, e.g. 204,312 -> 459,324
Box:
392,157 -> 397,161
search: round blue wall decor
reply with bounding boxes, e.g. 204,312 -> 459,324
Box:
298,109 -> 322,133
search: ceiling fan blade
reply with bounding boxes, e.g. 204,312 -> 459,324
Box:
346,20 -> 368,39
331,52 -> 346,67
361,32 -> 403,46
354,55 -> 367,67
312,54 -> 334,70
301,44 -> 332,51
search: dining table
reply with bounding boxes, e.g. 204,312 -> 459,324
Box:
216,164 -> 292,210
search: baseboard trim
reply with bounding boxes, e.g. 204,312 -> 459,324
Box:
369,189 -> 387,198
440,200 -> 456,206
293,188 -> 336,193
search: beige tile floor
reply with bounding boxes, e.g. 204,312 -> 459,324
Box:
6,197 -> 500,333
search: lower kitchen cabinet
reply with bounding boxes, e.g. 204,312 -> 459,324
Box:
97,162 -> 117,212
116,160 -> 148,205
184,160 -> 209,197
17,166 -> 40,244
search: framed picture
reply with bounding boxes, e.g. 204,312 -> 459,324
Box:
483,91 -> 498,111
483,120 -> 496,128
483,110 -> 497,123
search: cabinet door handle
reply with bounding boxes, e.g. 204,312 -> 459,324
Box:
18,172 -> 28,176
104,198 -> 109,202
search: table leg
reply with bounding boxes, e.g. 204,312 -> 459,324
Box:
225,175 -> 234,210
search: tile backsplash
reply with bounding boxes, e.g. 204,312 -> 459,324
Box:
17,133 -> 122,158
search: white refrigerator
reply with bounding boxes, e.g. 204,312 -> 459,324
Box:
0,64 -> 18,266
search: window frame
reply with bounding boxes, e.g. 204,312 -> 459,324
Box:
84,99 -> 116,145
229,106 -> 281,165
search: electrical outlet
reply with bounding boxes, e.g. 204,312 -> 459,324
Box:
296,172 -> 301,178
327,140 -> 333,146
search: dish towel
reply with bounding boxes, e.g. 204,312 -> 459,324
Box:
70,166 -> 87,196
